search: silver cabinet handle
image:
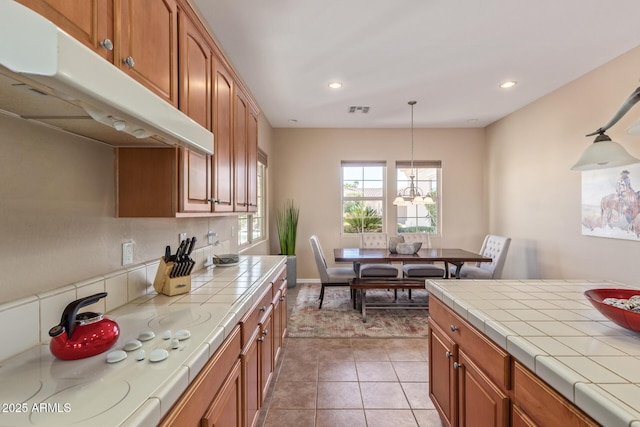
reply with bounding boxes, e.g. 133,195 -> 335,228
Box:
260,306 -> 266,312
123,56 -> 135,67
208,198 -> 220,204
99,39 -> 113,51
280,296 -> 285,301
450,325 -> 459,332
445,351 -> 453,359
262,330 -> 268,336
257,337 -> 264,342
453,362 -> 462,369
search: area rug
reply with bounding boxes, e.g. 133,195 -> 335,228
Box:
287,283 -> 429,338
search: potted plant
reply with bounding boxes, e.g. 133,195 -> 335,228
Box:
276,199 -> 299,288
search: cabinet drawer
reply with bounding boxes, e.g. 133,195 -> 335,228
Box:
513,361 -> 599,427
271,266 -> 287,298
430,296 -> 510,390
239,285 -> 273,348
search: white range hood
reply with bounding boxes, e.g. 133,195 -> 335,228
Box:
0,1 -> 213,155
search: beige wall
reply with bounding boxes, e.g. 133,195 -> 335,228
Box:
269,127 -> 487,280
0,112 -> 265,304
485,45 -> 640,285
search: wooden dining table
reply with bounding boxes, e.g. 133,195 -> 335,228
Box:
333,247 -> 492,279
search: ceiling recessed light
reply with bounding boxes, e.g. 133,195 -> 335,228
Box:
288,119 -> 298,123
328,81 -> 343,89
467,118 -> 479,123
499,80 -> 517,89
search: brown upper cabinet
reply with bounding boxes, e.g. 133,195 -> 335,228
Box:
20,0 -> 260,218
118,0 -> 179,106
233,91 -> 259,213
116,147 -> 212,217
212,57 -> 235,213
16,0 -> 115,63
18,0 -> 179,106
178,1 -> 212,130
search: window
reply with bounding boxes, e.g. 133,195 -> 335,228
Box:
395,161 -> 441,234
341,161 -> 386,234
238,151 -> 267,247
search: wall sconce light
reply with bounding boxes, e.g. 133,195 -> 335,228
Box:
571,86 -> 640,171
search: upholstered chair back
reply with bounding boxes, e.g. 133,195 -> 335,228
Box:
360,233 -> 389,249
477,235 -> 511,279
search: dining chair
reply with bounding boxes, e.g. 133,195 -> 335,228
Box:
309,235 -> 357,308
450,235 -> 511,279
400,233 -> 446,279
358,233 -> 399,279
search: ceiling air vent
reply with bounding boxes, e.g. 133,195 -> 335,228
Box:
348,106 -> 370,114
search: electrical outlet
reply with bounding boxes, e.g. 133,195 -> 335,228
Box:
207,230 -> 217,245
231,226 -> 235,237
122,242 -> 134,266
179,232 -> 187,244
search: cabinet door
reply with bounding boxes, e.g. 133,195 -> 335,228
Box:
211,58 -> 234,212
241,327 -> 260,427
429,321 -> 456,427
233,91 -> 248,211
17,0 -> 114,61
246,111 -> 258,212
178,5 -> 211,130
202,359 -> 242,427
272,289 -> 283,364
180,148 -> 211,212
259,307 -> 274,403
457,350 -> 509,427
119,0 -> 178,106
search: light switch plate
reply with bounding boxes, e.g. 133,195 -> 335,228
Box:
179,232 -> 187,244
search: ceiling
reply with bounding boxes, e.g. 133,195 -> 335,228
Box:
191,0 -> 640,129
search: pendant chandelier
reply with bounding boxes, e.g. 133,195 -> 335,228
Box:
393,101 -> 434,206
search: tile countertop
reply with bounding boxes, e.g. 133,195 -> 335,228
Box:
0,255 -> 286,427
425,279 -> 640,427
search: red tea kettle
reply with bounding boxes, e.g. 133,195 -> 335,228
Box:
48,292 -> 119,360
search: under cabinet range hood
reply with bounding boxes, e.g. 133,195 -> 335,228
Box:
0,1 -> 213,155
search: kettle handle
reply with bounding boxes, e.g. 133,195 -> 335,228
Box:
50,292 -> 108,339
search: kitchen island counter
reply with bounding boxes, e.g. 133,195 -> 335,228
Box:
0,255 -> 286,427
426,279 -> 640,427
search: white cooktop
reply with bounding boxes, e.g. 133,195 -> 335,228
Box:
426,279 -> 640,427
0,255 -> 285,426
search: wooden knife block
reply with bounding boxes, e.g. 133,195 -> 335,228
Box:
153,257 -> 192,296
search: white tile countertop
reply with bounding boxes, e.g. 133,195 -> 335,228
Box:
426,279 -> 640,427
0,255 -> 286,427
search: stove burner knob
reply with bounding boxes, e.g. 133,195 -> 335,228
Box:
138,330 -> 155,342
171,338 -> 180,349
106,350 -> 127,364
135,350 -> 146,361
163,330 -> 172,340
123,339 -> 142,352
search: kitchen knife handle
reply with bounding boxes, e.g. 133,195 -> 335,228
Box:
186,236 -> 197,255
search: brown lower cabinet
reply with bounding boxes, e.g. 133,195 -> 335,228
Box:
428,296 -> 599,427
160,264 -> 287,427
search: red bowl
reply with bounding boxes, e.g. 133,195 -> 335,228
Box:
584,288 -> 640,333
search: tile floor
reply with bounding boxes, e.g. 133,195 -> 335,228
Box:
255,285 -> 444,427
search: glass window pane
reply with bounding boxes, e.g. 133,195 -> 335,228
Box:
395,165 -> 440,234
342,163 -> 386,234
